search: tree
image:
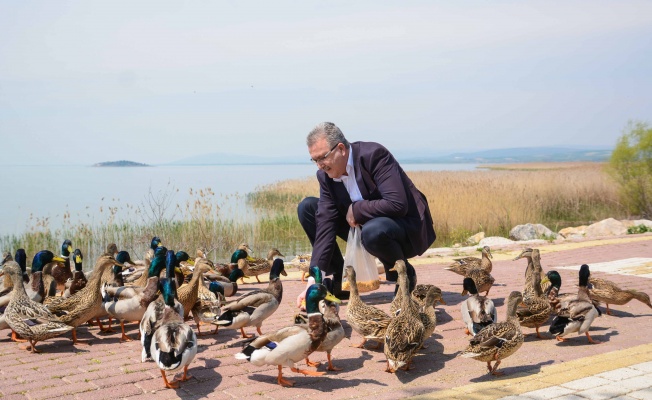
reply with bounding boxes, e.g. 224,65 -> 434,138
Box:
609,121 -> 652,218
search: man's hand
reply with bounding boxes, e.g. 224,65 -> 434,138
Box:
346,204 -> 358,227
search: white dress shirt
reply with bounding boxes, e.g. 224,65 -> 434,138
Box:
334,147 -> 363,202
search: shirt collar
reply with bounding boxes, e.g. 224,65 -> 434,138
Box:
333,146 -> 355,182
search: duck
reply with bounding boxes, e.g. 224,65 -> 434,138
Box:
296,276 -> 316,312
384,260 -> 425,373
101,249 -> 162,342
235,283 -> 340,387
445,246 -> 493,276
140,253 -> 185,361
344,265 -> 392,349
174,251 -> 194,286
461,277 -> 497,336
460,291 -> 525,376
549,264 -> 602,344
216,259 -> 285,338
1,251 -> 13,292
290,254 -> 312,282
203,267 -> 242,297
241,248 -> 286,284
125,236 -> 163,281
191,281 -> 225,336
513,248 -> 550,295
28,250 -> 63,303
543,270 -> 602,315
1,250 -> 31,338
2,261 -> 73,353
215,243 -> 253,280
516,249 -> 552,339
418,285 -> 439,349
464,266 -> 495,296
47,239 -> 74,295
295,266 -> 344,371
45,255 -> 125,344
412,284 -> 446,308
176,256 -> 213,321
587,276 -> 652,315
389,264 -> 420,316
149,273 -> 197,389
64,249 -> 87,297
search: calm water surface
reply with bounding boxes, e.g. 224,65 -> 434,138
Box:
2,163 -> 478,236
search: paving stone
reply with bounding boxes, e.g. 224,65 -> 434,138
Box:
519,386 -> 576,399
597,368 -> 645,381
574,384 -> 630,400
544,395 -> 586,400
561,376 -> 613,390
82,384 -> 143,400
628,388 -> 652,400
631,362 -> 652,373
611,376 -> 652,392
27,381 -> 96,400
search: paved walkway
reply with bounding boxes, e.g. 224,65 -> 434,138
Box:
1,234 -> 651,399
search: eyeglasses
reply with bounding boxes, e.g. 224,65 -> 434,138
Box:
310,143 -> 339,164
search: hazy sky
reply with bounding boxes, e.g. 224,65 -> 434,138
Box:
2,1 -> 651,165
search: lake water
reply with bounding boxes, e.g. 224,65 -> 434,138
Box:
2,163 -> 479,236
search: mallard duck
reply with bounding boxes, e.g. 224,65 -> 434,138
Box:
291,254 -> 312,282
235,283 -> 339,387
516,249 -> 552,339
28,250 -> 63,303
45,255 -> 125,343
150,274 -> 197,389
295,266 -> 344,371
418,286 -> 438,348
241,248 -> 286,284
101,245 -> 163,342
384,260 -> 425,373
549,264 -> 602,344
191,281 -> 225,336
64,249 -> 87,297
296,277 -> 316,312
0,250 -> 29,337
389,265 -> 420,316
446,246 -> 493,276
587,277 -> 652,315
461,291 -> 525,376
217,259 -> 285,338
344,265 -> 391,349
513,248 -> 550,295
203,267 -> 242,297
176,256 -> 212,321
128,236 -> 163,277
465,266 -> 495,296
174,250 -> 194,286
2,261 -> 73,352
140,254 -> 185,361
1,251 -> 13,292
47,239 -> 73,296
461,277 -> 497,336
412,284 -> 446,308
214,243 -> 253,279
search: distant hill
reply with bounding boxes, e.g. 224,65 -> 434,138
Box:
399,147 -> 612,164
168,147 -> 612,166
93,160 -> 150,167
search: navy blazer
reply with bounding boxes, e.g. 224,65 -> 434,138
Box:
311,141 -> 435,275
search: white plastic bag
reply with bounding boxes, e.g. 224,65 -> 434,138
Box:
342,226 -> 381,293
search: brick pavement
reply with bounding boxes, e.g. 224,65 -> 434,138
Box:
1,234 -> 651,399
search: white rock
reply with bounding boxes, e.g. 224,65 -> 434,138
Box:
467,232 -> 485,245
558,226 -> 587,239
585,218 -> 627,237
630,219 -> 652,229
479,236 -> 515,247
509,223 -> 557,241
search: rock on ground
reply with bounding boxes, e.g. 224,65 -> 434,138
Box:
510,223 -> 557,241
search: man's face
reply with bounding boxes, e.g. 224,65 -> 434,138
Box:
308,137 -> 347,179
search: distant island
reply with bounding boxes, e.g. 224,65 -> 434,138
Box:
92,160 -> 150,167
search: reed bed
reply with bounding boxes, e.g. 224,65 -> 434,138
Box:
0,163 -> 629,268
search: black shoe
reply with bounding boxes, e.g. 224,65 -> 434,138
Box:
332,277 -> 350,300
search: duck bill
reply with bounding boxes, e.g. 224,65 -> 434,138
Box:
281,270 -> 288,276
324,292 -> 341,304
461,289 -> 468,296
438,298 -> 447,305
52,256 -> 67,263
540,276 -> 550,285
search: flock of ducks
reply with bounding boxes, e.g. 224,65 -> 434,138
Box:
1,239 -> 652,389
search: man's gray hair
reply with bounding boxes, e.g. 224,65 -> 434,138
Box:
306,122 -> 350,149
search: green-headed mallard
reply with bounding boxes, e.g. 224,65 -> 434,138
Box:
384,260 -> 425,372
461,277 -> 497,336
150,272 -> 197,388
445,246 -> 493,276
235,283 -> 340,387
549,264 -> 601,344
587,276 -> 652,315
45,255 -> 125,343
344,265 -> 391,349
214,243 -> 253,280
30,250 -> 63,303
516,249 -> 552,339
216,259 -> 285,338
296,266 -> 344,371
241,248 -> 286,284
2,261 -> 73,353
461,291 -> 524,376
